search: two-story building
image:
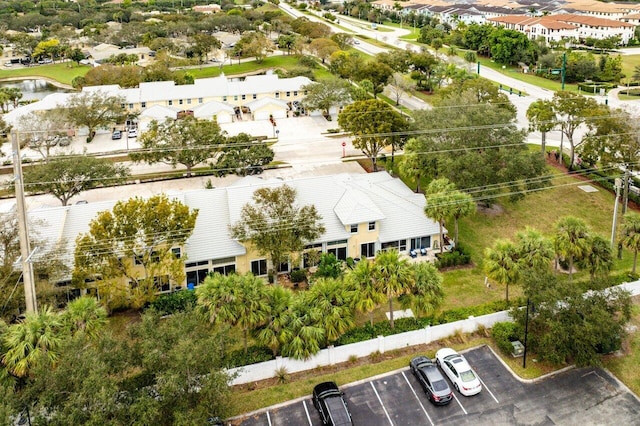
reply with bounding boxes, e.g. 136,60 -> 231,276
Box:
29,172 -> 446,294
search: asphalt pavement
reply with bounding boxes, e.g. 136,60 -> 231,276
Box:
231,345 -> 640,426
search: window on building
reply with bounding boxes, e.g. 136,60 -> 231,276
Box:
168,100 -> 173,106
381,240 -> 407,252
186,268 -> 209,287
121,103 -> 125,109
278,262 -> 289,273
410,236 -> 431,251
251,259 -> 268,276
223,96 -> 227,102
286,91 -> 291,97
303,250 -> 322,268
252,94 -> 257,99
234,95 -> 238,101
275,92 -> 280,99
141,102 -> 146,108
171,248 -> 181,259
198,98 -> 203,103
368,221 -> 376,231
179,99 -> 183,105
294,91 -> 298,96
187,98 -> 192,104
212,264 -> 236,275
350,224 -> 358,233
328,247 -> 347,261
241,94 -> 246,100
154,275 -> 171,292
361,242 -> 375,258
128,103 -> 133,109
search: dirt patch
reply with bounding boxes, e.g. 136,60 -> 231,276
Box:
478,204 -> 504,216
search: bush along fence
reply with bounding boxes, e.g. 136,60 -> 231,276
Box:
227,310 -> 510,385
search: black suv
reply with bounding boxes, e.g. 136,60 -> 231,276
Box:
410,355 -> 453,405
312,382 -> 353,426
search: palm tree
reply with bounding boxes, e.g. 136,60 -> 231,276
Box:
579,235 -> 613,282
196,273 -> 239,325
621,213 -> 640,274
400,262 -> 444,317
280,300 -> 325,360
196,273 -> 269,354
553,216 -> 591,281
345,259 -> 385,327
374,250 -> 414,328
515,227 -> 554,272
2,306 -> 65,379
448,189 -> 475,245
305,278 -> 355,343
62,296 -> 107,339
234,274 -> 270,354
255,286 -> 293,356
424,179 -> 455,253
526,99 -> 556,155
484,239 -> 519,303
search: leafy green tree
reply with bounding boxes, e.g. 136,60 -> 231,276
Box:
197,273 -> 269,353
64,91 -> 127,142
130,116 -> 227,177
230,185 -> 325,273
400,262 -> 444,317
553,216 -> 591,281
16,108 -> 68,162
338,99 -> 407,171
328,50 -> 365,79
621,213 -> 640,275
548,91 -> 603,168
407,91 -> 548,204
189,33 -> 221,63
526,99 -> 556,154
73,195 -> 198,311
488,27 -> 536,65
302,79 -> 352,117
212,133 -> 274,176
0,87 -> 22,110
67,47 -> 86,65
234,31 -> 274,63
356,61 -> 393,98
409,51 -> 440,92
512,270 -> 631,367
388,72 -> 416,107
345,259 -> 385,327
375,50 -> 412,73
308,38 -> 339,63
447,185 -> 475,245
21,156 -> 130,205
484,239 -> 519,302
374,250 -> 414,328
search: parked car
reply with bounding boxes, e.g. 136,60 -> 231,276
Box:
128,128 -> 137,138
435,348 -> 482,396
312,382 -> 353,426
112,130 -> 122,140
409,355 -> 453,405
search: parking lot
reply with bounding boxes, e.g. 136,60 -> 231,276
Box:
231,345 -> 640,425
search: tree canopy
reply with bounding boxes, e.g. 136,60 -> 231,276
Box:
130,116 -> 227,177
21,156 -> 130,206
73,195 -> 198,310
64,91 -> 127,142
229,185 -> 325,271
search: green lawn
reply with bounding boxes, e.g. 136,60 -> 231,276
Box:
183,55 -> 332,81
604,297 -> 640,396
0,62 -> 91,86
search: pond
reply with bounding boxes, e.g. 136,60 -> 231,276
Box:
0,79 -> 72,101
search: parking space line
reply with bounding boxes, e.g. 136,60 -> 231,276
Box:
370,381 -> 395,426
477,376 -> 500,404
452,393 -> 468,415
401,372 -> 435,426
302,400 -> 313,425
266,411 -> 272,426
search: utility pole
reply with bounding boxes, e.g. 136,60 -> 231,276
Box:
611,178 -> 622,249
561,51 -> 566,91
623,166 -> 630,214
11,131 -> 38,314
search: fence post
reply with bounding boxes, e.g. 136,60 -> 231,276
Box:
328,345 -> 334,365
378,335 -> 385,354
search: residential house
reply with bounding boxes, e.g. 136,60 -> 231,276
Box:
29,172 -> 446,294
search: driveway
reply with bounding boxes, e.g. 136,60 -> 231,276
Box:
231,345 -> 640,425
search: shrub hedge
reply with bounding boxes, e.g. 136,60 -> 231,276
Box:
434,244 -> 472,269
491,321 -> 521,355
224,345 -> 275,368
148,290 -> 197,315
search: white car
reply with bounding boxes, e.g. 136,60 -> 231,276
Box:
128,128 -> 137,138
435,348 -> 482,396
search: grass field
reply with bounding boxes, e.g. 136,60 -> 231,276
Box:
0,62 -> 91,86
